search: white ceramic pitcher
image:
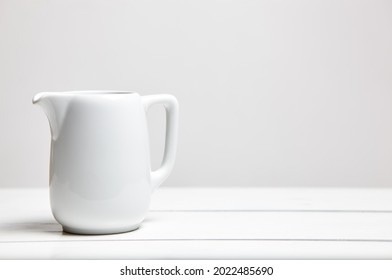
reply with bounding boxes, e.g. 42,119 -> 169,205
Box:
33,91 -> 179,234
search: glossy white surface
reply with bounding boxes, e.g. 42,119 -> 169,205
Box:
1,186 -> 392,259
32,91 -> 179,234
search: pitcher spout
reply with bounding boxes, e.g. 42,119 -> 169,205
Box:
32,92 -> 49,104
32,92 -> 70,140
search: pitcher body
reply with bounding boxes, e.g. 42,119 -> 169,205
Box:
33,91 -> 178,234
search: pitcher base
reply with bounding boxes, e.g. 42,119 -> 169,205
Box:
62,224 -> 140,235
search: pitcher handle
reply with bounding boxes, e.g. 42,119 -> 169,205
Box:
141,94 -> 179,191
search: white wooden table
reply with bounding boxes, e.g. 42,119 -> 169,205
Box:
1,186 -> 392,259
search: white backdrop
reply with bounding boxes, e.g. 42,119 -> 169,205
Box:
0,0 -> 391,187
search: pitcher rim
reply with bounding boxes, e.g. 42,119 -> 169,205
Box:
32,91 -> 138,104
44,90 -> 136,95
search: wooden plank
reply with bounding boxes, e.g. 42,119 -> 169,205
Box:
1,187 -> 392,243
2,186 -> 392,212
151,186 -> 392,211
1,211 -> 392,242
1,187 -> 392,259
1,240 -> 392,259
